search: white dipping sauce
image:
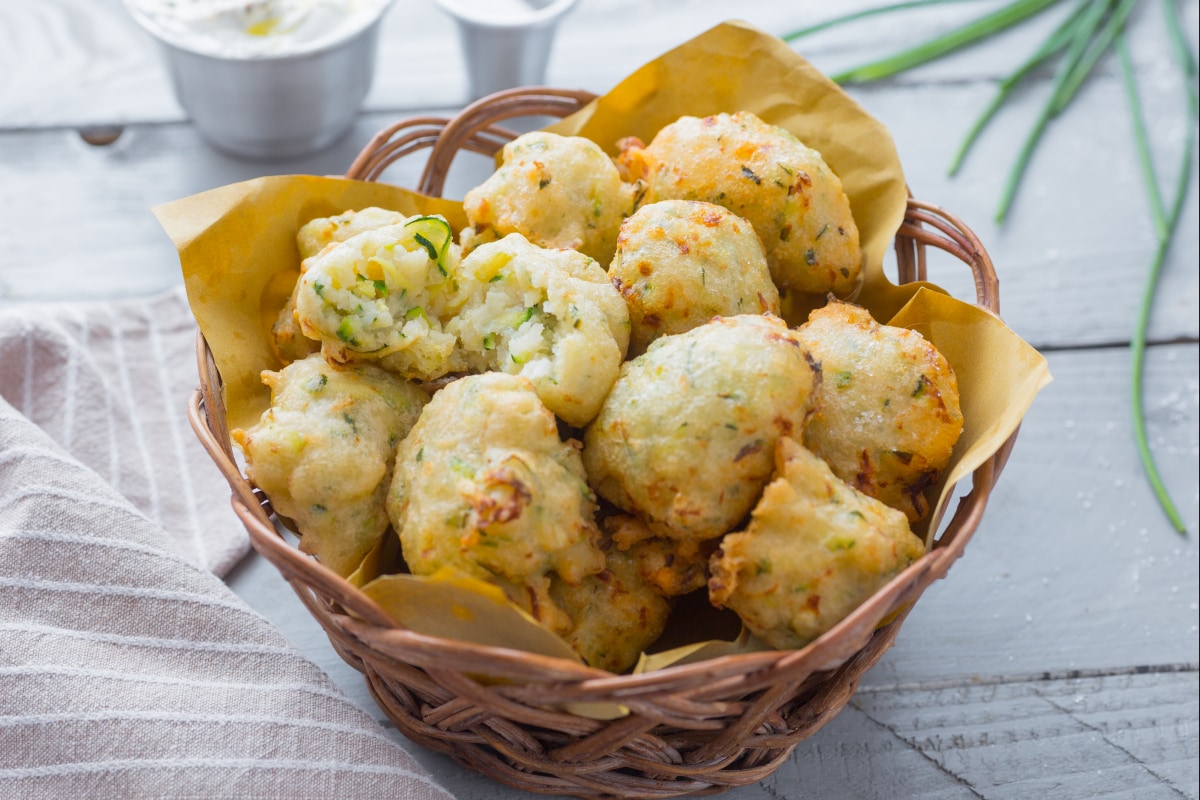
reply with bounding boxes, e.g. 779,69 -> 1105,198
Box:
125,0 -> 392,58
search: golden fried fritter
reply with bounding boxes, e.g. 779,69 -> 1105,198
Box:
272,207 -> 412,365
463,131 -> 637,265
603,514 -> 710,598
270,292 -> 321,365
583,314 -> 818,541
550,534 -> 673,673
609,200 -> 779,355
387,373 -> 606,634
294,216 -> 469,380
618,111 -> 861,294
447,233 -> 630,427
231,354 -> 429,577
709,437 -> 925,650
296,207 -> 410,262
795,300 -> 964,522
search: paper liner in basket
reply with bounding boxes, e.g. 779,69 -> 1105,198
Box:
155,21 -> 1050,679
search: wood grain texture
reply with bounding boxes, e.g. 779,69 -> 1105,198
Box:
3,1 -> 1196,127
0,0 -> 1030,128
2,1 -> 1198,797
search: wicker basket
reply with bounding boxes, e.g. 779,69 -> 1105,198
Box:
188,87 -> 1014,798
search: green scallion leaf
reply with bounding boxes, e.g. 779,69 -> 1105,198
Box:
1119,23 -> 1194,535
830,0 -> 1063,84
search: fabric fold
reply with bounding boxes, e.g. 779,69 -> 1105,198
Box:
0,392 -> 452,799
0,287 -> 248,575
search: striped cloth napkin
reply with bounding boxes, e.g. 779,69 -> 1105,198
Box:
0,288 -> 246,575
0,290 -> 452,799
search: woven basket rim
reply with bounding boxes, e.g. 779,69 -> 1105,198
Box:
187,86 -> 1015,797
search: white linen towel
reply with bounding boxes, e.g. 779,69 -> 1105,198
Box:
0,292 -> 453,799
0,287 -> 247,575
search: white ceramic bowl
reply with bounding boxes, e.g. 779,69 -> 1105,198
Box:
126,1 -> 393,159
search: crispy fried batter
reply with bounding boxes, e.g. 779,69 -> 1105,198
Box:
795,300 -> 964,521
709,437 -> 925,650
463,131 -> 637,265
272,207 -> 412,365
294,217 -> 469,380
583,314 -> 818,541
618,111 -> 861,294
610,200 -> 779,355
447,233 -> 630,427
232,354 -> 429,576
387,373 -> 606,634
550,532 -> 673,673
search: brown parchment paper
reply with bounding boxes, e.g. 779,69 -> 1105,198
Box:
156,21 -> 1050,678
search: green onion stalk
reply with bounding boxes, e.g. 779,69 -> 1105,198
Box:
784,0 -> 1198,533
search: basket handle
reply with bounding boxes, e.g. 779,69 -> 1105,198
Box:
418,87 -> 598,196
896,199 -> 999,314
343,87 -> 597,193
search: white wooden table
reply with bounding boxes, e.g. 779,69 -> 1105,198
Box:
2,1 -> 1197,797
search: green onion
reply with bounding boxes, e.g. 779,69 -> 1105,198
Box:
1119,20 -> 1194,534
829,0 -> 1063,84
781,0 -> 1197,533
782,0 -> 973,42
949,0 -> 1090,175
993,0 -> 1109,222
336,317 -> 357,345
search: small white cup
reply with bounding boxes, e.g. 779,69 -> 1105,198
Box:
434,0 -> 579,100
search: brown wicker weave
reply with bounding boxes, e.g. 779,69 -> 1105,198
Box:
188,88 -> 1014,798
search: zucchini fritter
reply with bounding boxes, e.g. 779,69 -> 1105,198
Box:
447,233 -> 630,427
272,207 -> 413,365
296,206 -> 410,262
583,314 -> 818,541
232,354 -> 429,577
550,534 -> 673,673
610,200 -> 779,355
709,437 -> 925,650
795,300 -> 964,522
463,131 -> 637,265
387,373 -> 606,635
619,111 -> 861,294
294,216 -> 468,380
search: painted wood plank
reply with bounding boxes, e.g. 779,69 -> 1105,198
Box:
840,669 -> 1199,800
227,553 -> 1200,800
3,0 -> 1195,129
